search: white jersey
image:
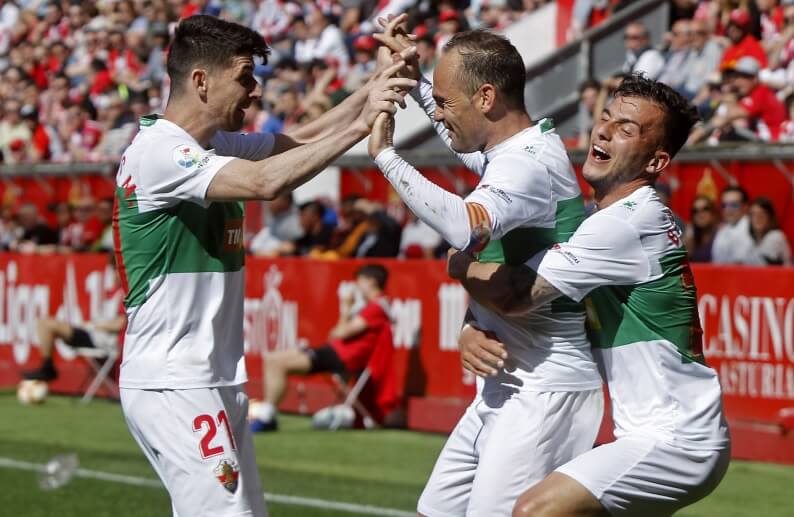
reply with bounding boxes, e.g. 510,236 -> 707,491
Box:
380,78 -> 602,392
114,115 -> 275,389
536,186 -> 729,449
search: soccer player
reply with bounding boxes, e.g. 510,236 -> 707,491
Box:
448,75 -> 731,517
370,24 -> 603,516
114,15 -> 415,517
256,264 -> 398,430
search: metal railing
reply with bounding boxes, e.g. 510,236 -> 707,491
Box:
524,0 -> 670,138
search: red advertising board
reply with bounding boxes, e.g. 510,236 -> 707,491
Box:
1,254 -> 792,462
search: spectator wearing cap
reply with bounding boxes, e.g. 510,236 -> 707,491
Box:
720,8 -> 768,69
621,21 -> 666,80
436,10 -> 463,56
0,99 -> 31,164
725,56 -> 787,141
344,34 -> 378,93
680,18 -> 724,99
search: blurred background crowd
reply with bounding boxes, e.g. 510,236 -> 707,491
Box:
0,0 -> 790,265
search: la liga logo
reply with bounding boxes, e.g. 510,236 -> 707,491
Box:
173,145 -> 203,169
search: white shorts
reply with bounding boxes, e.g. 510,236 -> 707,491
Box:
418,387 -> 603,517
556,434 -> 731,516
121,385 -> 267,517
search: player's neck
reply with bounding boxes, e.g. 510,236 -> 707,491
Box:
163,100 -> 217,148
483,112 -> 531,152
594,178 -> 650,210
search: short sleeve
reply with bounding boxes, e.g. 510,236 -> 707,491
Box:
211,131 -> 276,161
740,93 -> 762,118
358,301 -> 388,329
138,141 -> 234,206
464,152 -> 552,240
531,213 -> 650,302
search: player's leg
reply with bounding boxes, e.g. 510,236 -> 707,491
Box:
515,434 -> 730,517
23,319 -> 77,380
416,397 -> 485,517
121,386 -> 268,517
466,388 -> 603,516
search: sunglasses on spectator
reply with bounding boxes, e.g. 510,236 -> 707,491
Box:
691,205 -> 712,214
721,201 -> 742,209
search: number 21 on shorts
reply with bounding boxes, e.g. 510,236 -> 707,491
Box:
193,410 -> 237,459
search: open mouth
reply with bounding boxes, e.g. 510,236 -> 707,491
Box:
591,144 -> 611,162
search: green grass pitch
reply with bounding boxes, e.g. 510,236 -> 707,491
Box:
1,392 -> 792,516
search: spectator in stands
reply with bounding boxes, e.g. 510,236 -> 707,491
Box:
781,93 -> 794,141
712,185 -> 755,263
0,98 -> 31,164
720,8 -> 768,69
744,196 -> 792,265
92,198 -> 114,252
400,210 -> 442,259
294,200 -> 335,256
621,21 -> 666,80
328,194 -> 370,258
576,78 -> 601,149
249,193 -> 305,256
658,19 -> 693,91
713,56 -> 787,142
23,256 -> 126,382
758,0 -> 786,50
21,105 -> 51,162
344,35 -> 378,93
9,202 -> 58,252
684,195 -> 720,263
257,264 -> 398,430
680,18 -> 724,99
415,34 -> 437,75
60,197 -> 102,252
350,198 -> 402,258
306,9 -> 350,73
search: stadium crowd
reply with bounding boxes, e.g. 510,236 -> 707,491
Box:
0,0 -> 790,265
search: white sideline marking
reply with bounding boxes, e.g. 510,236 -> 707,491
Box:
0,457 -> 414,517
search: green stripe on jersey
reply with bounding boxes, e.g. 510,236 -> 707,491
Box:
585,248 -> 705,364
116,189 -> 245,307
478,195 -> 585,314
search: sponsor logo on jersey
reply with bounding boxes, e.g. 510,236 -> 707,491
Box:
173,145 -> 210,170
479,184 -> 512,204
622,200 -> 637,211
551,243 -> 580,264
224,218 -> 244,251
214,459 -> 239,493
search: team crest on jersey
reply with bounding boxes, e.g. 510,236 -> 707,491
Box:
173,145 -> 204,170
214,459 -> 240,493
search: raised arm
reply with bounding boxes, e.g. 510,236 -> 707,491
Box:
207,63 -> 416,200
374,16 -> 486,174
280,45 -> 417,149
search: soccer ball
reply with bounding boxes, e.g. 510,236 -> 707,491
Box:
17,380 -> 48,405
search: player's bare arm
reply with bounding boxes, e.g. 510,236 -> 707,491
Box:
447,249 -> 563,315
277,43 -> 418,151
207,61 -> 416,200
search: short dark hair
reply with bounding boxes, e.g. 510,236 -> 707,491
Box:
167,15 -> 269,96
443,30 -> 526,110
722,185 -> 749,203
578,78 -> 601,95
613,74 -> 699,157
356,264 -> 388,290
299,200 -> 325,218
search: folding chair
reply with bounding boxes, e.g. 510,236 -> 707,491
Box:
76,344 -> 119,404
330,369 -> 376,430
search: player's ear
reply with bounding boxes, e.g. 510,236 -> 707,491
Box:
477,84 -> 496,114
192,68 -> 209,100
645,149 -> 671,175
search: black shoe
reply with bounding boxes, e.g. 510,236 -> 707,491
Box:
23,364 -> 57,381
